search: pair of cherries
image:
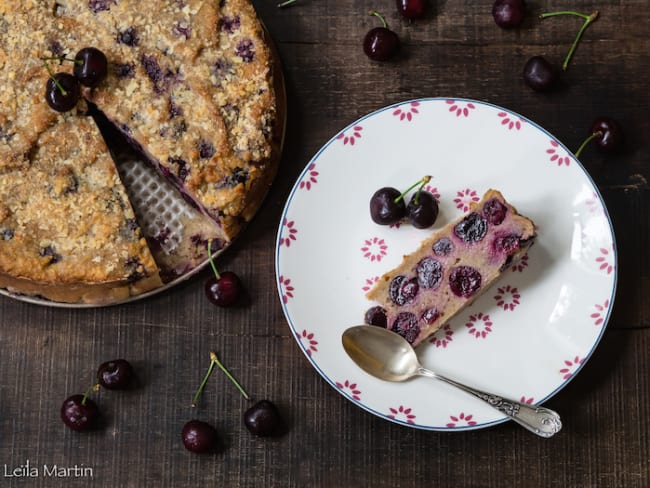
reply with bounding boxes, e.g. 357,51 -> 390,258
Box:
60,359 -> 133,431
45,47 -> 108,112
182,352 -> 285,454
370,176 -> 439,229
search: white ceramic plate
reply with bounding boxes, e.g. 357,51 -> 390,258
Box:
275,98 -> 617,431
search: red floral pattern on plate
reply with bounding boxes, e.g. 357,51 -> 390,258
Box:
590,299 -> 610,326
559,356 -> 585,380
299,163 -> 319,190
466,312 -> 493,339
362,276 -> 380,292
453,188 -> 479,212
388,405 -> 416,424
361,237 -> 388,262
336,125 -> 363,145
494,285 -> 520,311
393,101 -> 420,121
279,218 -> 298,248
446,99 -> 476,117
546,140 -> 571,166
595,246 -> 614,274
446,412 -> 477,428
298,329 -> 318,356
520,396 -> 534,405
336,380 -> 361,401
497,111 -> 523,130
428,323 -> 454,348
278,275 -> 294,304
585,192 -> 604,214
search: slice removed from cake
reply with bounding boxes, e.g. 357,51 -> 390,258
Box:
0,116 -> 162,304
365,189 -> 536,346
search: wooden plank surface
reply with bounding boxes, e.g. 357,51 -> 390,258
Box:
0,1 -> 648,487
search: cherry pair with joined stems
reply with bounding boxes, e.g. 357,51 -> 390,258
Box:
182,351 -> 284,454
44,47 -> 108,112
60,359 -> 134,431
370,175 -> 439,229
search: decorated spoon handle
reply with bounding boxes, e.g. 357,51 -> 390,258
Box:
417,367 -> 562,438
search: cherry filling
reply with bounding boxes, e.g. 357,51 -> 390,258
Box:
391,312 -> 420,344
388,275 -> 419,306
449,266 -> 482,297
493,233 -> 521,254
416,257 -> 443,289
454,212 -> 488,243
482,198 -> 507,225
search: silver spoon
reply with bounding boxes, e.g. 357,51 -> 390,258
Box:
342,325 -> 562,438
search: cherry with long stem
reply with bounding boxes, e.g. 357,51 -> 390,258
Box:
539,10 -> 599,70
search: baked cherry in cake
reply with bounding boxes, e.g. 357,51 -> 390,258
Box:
365,190 -> 536,346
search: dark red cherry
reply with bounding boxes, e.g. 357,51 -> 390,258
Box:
523,56 -> 559,92
244,400 -> 284,437
406,191 -> 439,229
388,275 -> 419,305
370,187 -> 406,225
492,0 -> 525,28
396,0 -> 426,19
391,312 -> 420,344
364,11 -> 399,62
205,271 -> 242,307
182,420 -> 218,453
61,394 -> 99,431
45,72 -> 81,112
74,47 -> 108,87
97,359 -> 133,390
590,117 -> 623,152
364,306 -> 387,327
449,266 -> 482,297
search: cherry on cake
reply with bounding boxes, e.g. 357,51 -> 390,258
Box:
365,189 -> 536,346
0,0 -> 280,303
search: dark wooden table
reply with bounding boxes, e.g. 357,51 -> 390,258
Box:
1,1 -> 648,487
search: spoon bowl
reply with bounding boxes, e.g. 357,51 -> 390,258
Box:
342,325 -> 562,438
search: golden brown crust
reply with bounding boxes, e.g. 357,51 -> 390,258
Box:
0,0 -> 279,303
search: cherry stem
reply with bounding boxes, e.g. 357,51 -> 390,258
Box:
369,10 -> 388,29
539,11 -> 599,71
81,384 -> 99,406
211,351 -> 251,400
277,0 -> 297,6
574,131 -> 603,159
207,238 -> 221,280
43,56 -> 82,65
394,175 -> 432,204
191,354 -> 217,407
43,61 -> 67,96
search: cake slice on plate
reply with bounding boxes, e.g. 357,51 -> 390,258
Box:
365,189 -> 536,346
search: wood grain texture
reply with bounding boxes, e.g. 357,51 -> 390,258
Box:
0,1 -> 648,487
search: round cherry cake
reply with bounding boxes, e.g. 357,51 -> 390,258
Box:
0,0 -> 281,304
365,190 -> 537,346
